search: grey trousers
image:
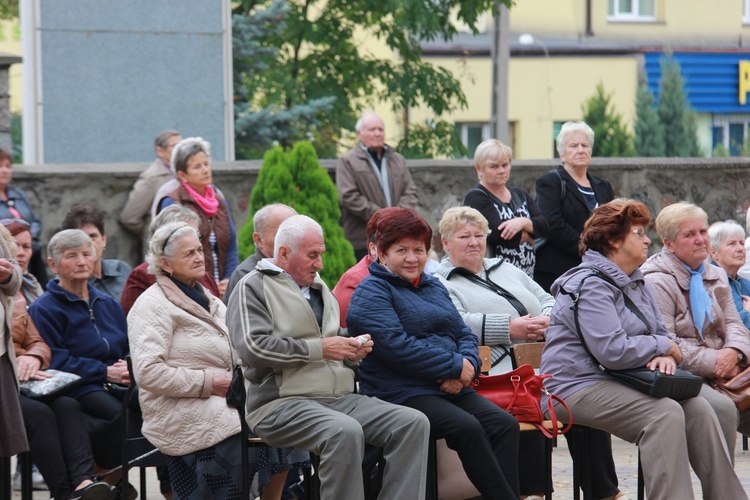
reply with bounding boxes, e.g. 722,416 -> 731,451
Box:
556,380 -> 746,500
254,394 -> 430,500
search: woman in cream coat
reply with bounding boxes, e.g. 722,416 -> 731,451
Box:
128,222 -> 307,499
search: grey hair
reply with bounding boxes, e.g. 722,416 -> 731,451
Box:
154,130 -> 180,149
355,112 -> 383,133
254,203 -> 298,235
709,220 -> 746,252
148,204 -> 201,239
47,229 -> 96,265
556,121 -> 595,157
274,215 -> 323,258
170,137 -> 211,175
146,222 -> 199,275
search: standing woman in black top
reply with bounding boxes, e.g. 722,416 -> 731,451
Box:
534,121 -> 614,292
463,139 -> 548,277
535,121 -> 624,500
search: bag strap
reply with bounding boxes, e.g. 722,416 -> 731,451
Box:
452,267 -> 529,317
552,168 -> 566,200
537,391 -> 574,438
559,269 -> 651,369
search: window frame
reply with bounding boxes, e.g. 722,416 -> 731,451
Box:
608,0 -> 657,22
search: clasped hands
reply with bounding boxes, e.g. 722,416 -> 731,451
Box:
438,358 -> 475,395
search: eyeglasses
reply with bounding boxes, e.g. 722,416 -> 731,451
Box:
0,218 -> 30,229
631,229 -> 648,239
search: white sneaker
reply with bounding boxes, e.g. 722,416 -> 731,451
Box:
32,470 -> 49,490
12,470 -> 48,491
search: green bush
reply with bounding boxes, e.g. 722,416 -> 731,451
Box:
239,141 -> 355,287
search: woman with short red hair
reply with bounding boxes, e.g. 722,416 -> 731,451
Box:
347,208 -> 520,499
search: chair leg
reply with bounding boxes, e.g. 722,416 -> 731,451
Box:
0,456 -> 11,500
140,467 -> 148,500
637,450 -> 644,500
743,434 -> 748,452
426,438 -> 438,500
20,452 -> 33,500
543,434 -> 553,500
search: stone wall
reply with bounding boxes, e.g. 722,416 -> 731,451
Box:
10,156 -> 750,267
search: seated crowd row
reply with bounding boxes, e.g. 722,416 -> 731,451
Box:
2,120 -> 750,500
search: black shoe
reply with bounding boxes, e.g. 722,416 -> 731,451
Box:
70,482 -> 116,500
112,480 -> 138,500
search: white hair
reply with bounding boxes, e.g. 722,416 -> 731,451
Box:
556,121 -> 595,157
274,215 -> 323,258
146,222 -> 199,275
709,220 -> 746,252
355,112 -> 383,133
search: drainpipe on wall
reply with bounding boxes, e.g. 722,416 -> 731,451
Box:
586,0 -> 594,37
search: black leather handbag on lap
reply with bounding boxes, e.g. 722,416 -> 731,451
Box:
565,269 -> 703,401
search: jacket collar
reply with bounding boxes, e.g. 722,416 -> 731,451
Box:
644,249 -> 723,291
556,165 -> 608,211
155,274 -> 225,331
47,278 -> 104,303
436,256 -> 505,280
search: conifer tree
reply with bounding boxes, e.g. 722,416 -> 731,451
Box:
239,141 -> 355,287
656,54 -> 699,157
634,80 -> 665,156
581,83 -> 634,157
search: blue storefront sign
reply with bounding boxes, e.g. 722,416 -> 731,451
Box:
645,51 -> 750,113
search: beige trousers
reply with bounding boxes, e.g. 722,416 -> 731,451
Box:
556,380 -> 746,500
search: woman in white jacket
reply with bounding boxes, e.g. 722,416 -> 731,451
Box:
128,221 -> 308,499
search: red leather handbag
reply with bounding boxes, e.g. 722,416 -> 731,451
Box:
472,364 -> 573,438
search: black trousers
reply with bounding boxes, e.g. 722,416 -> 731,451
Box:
405,391 -> 520,499
79,390 -> 133,469
20,395 -> 94,500
565,426 -> 619,498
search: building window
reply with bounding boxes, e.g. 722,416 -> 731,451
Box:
745,0 -> 750,24
608,0 -> 656,21
458,123 -> 491,158
712,115 -> 750,156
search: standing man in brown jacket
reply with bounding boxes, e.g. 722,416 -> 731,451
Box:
336,113 -> 418,260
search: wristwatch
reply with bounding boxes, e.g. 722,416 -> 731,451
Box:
738,350 -> 746,364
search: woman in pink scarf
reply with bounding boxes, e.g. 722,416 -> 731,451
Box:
156,137 -> 238,299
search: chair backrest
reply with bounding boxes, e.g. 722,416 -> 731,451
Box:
478,345 -> 491,374
510,342 -> 545,370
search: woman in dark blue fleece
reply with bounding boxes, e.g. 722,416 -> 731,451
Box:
347,208 -> 520,500
29,229 -> 130,469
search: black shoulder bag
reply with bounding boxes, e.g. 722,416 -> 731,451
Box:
562,269 -> 702,401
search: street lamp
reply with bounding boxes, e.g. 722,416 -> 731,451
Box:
518,33 -> 553,118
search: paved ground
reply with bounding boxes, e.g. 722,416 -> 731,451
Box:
13,434 -> 750,499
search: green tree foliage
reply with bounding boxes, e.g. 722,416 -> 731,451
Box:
397,119 -> 467,159
232,0 -> 510,158
0,2 -> 18,20
656,54 -> 700,157
239,141 -> 355,286
581,83 -> 634,157
634,80 -> 665,156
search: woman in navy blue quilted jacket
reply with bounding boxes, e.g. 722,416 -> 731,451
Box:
347,208 -> 520,500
